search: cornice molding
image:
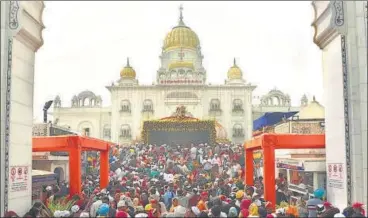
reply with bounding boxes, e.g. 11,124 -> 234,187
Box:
9,1 -> 45,51
311,1 -> 347,49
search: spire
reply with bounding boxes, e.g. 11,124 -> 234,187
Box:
126,57 -> 130,67
178,4 -> 185,26
312,95 -> 316,102
233,58 -> 237,66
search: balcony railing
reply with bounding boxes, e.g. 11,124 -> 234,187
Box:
232,132 -> 245,137
142,108 -> 154,113
288,183 -> 314,194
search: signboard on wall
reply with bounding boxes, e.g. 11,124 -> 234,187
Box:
9,165 -> 30,193
327,163 -> 344,189
277,162 -> 305,171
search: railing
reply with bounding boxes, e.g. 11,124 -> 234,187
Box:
232,108 -> 244,113
288,183 -> 314,194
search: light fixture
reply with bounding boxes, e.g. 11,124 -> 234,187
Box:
43,100 -> 53,123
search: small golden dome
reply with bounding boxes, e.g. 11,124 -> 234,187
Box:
163,5 -> 200,51
227,58 -> 243,80
120,58 -> 136,79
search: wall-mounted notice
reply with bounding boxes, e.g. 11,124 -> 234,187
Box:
327,163 -> 344,189
9,165 -> 30,193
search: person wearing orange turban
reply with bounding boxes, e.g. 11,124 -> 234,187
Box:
197,200 -> 207,211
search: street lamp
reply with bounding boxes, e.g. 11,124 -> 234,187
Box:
43,100 -> 53,123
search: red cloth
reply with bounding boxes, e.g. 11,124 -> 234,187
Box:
352,202 -> 366,216
241,209 -> 249,217
188,195 -> 201,208
201,192 -> 208,197
240,199 -> 251,210
116,210 -> 129,218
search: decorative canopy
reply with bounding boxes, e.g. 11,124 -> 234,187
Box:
253,111 -> 298,131
159,106 -> 228,140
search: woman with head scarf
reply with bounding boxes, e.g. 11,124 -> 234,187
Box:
228,207 -> 238,218
240,199 -> 252,210
248,203 -> 259,217
239,208 -> 250,218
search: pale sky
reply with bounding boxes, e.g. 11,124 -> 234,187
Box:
34,1 -> 323,121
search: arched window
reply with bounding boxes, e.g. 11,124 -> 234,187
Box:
83,98 -> 90,106
268,98 -> 272,106
210,99 -> 221,111
171,70 -> 177,78
233,123 -> 244,137
120,124 -> 131,138
272,96 -> 280,106
143,99 -> 153,112
232,99 -> 243,111
120,100 -> 131,112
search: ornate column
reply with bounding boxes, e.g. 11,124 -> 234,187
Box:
0,1 -> 45,216
312,1 -> 367,209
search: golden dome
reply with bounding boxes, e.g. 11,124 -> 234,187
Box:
168,61 -> 194,70
163,5 -> 200,51
227,58 -> 243,80
120,58 -> 136,79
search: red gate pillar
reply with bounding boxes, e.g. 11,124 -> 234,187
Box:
263,144 -> 276,210
245,149 -> 254,186
99,149 -> 109,189
69,147 -> 82,196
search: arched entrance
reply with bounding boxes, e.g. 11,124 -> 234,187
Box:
54,167 -> 65,184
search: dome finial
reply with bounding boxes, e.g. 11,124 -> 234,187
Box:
233,58 -> 237,66
178,4 -> 185,26
313,95 -> 316,101
126,57 -> 130,67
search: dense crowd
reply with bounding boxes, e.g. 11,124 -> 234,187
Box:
9,143 -> 366,218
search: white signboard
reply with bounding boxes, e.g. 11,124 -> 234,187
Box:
9,165 -> 30,193
327,163 -> 344,189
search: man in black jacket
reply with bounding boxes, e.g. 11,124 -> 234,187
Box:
276,184 -> 288,205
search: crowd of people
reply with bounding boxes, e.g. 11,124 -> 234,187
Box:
10,143 -> 366,218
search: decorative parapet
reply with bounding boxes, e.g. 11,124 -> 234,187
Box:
311,1 -> 347,49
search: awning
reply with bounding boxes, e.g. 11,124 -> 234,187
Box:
253,111 -> 298,131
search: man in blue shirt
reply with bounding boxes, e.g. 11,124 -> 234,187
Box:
163,186 -> 175,210
307,188 -> 325,217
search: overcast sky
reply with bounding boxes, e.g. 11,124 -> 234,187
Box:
34,1 -> 323,121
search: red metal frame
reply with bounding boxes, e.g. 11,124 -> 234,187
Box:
244,133 -> 325,209
33,135 -> 111,196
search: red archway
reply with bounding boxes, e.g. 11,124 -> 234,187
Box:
244,133 -> 325,210
33,135 -> 111,196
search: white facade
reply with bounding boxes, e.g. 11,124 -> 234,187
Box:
52,8 -> 306,145
0,1 -> 45,216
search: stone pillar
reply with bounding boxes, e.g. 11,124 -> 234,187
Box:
0,1 -> 45,216
312,1 -> 367,209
